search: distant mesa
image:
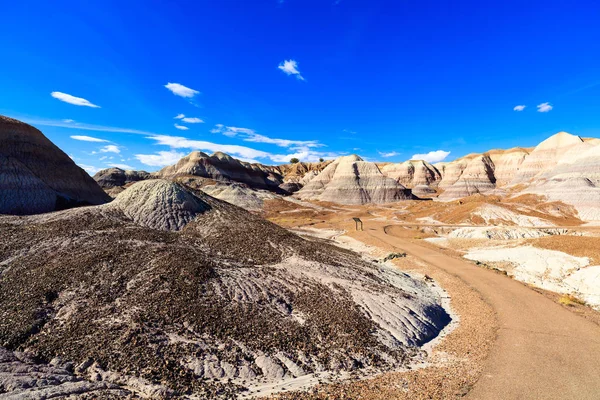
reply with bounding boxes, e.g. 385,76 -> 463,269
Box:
0,115 -> 111,215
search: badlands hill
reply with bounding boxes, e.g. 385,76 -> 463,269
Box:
156,151 -> 285,193
0,116 -> 111,215
0,179 -> 449,398
296,155 -> 414,204
93,167 -> 151,197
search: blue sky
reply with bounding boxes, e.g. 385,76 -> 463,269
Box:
1,0 -> 600,173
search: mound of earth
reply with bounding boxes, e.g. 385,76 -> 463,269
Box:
0,179 -> 449,398
438,154 -> 496,199
277,161 -> 332,192
510,131 -> 584,185
0,115 -> 111,215
93,167 -> 150,197
380,160 -> 441,189
524,140 -> 600,220
487,147 -> 530,187
156,151 -> 284,192
296,155 -> 414,204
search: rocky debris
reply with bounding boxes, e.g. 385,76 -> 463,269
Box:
0,115 -> 111,215
93,167 -> 150,190
296,155 -> 414,204
279,182 -> 302,193
0,347 -> 132,398
156,150 -> 285,192
200,181 -> 280,211
448,226 -> 573,240
382,253 -> 407,262
380,160 -> 441,190
0,180 -> 449,398
438,154 -> 496,199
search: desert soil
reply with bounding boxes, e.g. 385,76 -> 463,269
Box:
263,200 -> 600,399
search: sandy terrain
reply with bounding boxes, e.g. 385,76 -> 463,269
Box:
262,196 -> 600,399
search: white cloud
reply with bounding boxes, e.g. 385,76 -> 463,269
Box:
147,135 -> 271,160
174,123 -> 189,130
63,119 -> 75,123
513,105 -> 526,111
175,114 -> 204,123
278,60 -> 304,81
537,102 -> 553,112
378,151 -> 399,158
27,118 -> 155,136
135,150 -> 185,167
411,150 -> 450,163
211,125 -> 321,148
145,134 -> 342,164
182,117 -> 203,123
109,163 -> 135,170
70,135 -> 108,142
164,83 -> 200,98
78,164 -> 100,174
51,92 -> 100,108
100,145 -> 120,154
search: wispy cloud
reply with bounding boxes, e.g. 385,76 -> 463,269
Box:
378,151 -> 399,158
63,119 -> 75,123
135,150 -> 186,167
411,150 -> 450,163
145,134 -> 341,164
109,163 -> 135,170
147,135 -> 272,160
100,145 -> 120,154
51,92 -> 100,108
24,118 -> 156,136
210,124 -> 321,148
164,83 -> 200,98
278,60 -> 305,81
537,102 -> 553,112
174,114 -> 204,123
78,163 -> 100,174
70,135 -> 108,143
513,105 -> 526,111
174,124 -> 189,130
343,129 -> 357,134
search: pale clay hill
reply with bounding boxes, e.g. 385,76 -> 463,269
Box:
90,130 -> 600,220
3,115 -> 600,221
0,116 -> 111,215
296,155 -> 414,204
0,179 -> 449,398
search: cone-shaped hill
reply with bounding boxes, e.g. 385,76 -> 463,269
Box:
0,179 -> 449,398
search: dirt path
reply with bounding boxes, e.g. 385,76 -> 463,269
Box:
367,225 -> 600,400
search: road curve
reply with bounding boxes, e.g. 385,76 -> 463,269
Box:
369,225 -> 600,400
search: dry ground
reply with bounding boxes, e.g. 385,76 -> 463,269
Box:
262,211 -> 498,399
262,194 -> 600,399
